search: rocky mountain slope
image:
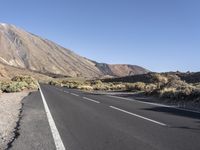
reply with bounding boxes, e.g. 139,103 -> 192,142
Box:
0,62 -> 52,81
0,23 -> 148,78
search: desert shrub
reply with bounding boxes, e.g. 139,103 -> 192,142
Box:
0,76 -> 38,93
3,81 -> 28,92
151,74 -> 181,89
165,79 -> 189,89
125,82 -> 146,91
159,87 -> 177,99
92,83 -> 110,91
77,85 -> 93,91
49,80 -> 62,86
151,73 -> 168,84
109,83 -> 126,91
61,80 -> 82,89
158,80 -> 198,100
0,81 -> 10,92
49,79 -> 85,89
145,83 -> 157,93
12,76 -> 38,85
28,82 -> 39,89
47,76 -> 200,102
65,82 -> 79,88
191,89 -> 200,101
193,83 -> 200,89
0,81 -> 29,93
90,80 -> 103,85
11,75 -> 38,89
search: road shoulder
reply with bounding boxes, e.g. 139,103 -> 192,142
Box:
0,91 -> 29,150
10,91 -> 56,150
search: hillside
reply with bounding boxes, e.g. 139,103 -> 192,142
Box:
0,23 -> 148,78
102,72 -> 200,84
0,62 -> 52,81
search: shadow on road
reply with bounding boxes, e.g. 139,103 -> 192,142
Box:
142,106 -> 200,120
142,106 -> 200,131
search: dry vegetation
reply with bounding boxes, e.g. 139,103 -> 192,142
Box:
0,75 -> 39,93
49,79 -> 126,91
1,72 -> 198,102
149,74 -> 200,101
49,73 -> 200,102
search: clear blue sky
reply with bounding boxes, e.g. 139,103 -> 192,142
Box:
0,0 -> 199,72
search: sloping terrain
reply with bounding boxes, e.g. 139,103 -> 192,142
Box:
95,63 -> 149,77
102,72 -> 200,84
0,62 -> 51,81
0,23 -> 148,78
0,63 -> 8,78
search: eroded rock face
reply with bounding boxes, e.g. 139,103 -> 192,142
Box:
0,23 -> 148,78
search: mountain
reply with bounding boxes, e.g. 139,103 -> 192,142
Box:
95,63 -> 149,77
0,62 -> 52,81
0,23 -> 149,78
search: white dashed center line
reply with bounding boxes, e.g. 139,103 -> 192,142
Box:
71,93 -> 79,97
83,97 -> 100,104
109,105 -> 167,126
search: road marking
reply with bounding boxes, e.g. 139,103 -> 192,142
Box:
83,97 -> 100,104
64,91 -> 69,94
109,106 -> 167,126
71,93 -> 79,97
108,95 -> 172,107
39,85 -> 66,150
108,95 -> 200,114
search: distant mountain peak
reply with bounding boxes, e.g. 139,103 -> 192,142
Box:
0,23 -> 8,26
0,23 -> 14,28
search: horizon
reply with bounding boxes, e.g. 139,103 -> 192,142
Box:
0,0 -> 199,72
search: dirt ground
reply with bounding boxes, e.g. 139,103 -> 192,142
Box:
0,91 -> 29,150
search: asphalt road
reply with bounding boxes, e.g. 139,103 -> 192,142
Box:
11,84 -> 200,150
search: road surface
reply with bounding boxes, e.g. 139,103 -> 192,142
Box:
11,84 -> 200,150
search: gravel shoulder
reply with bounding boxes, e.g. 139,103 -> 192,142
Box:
0,91 -> 29,150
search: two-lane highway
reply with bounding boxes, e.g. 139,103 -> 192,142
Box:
38,84 -> 200,150
11,84 -> 200,150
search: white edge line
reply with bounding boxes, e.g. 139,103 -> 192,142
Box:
83,97 -> 100,104
39,85 -> 66,150
109,105 -> 167,126
108,95 -> 200,114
